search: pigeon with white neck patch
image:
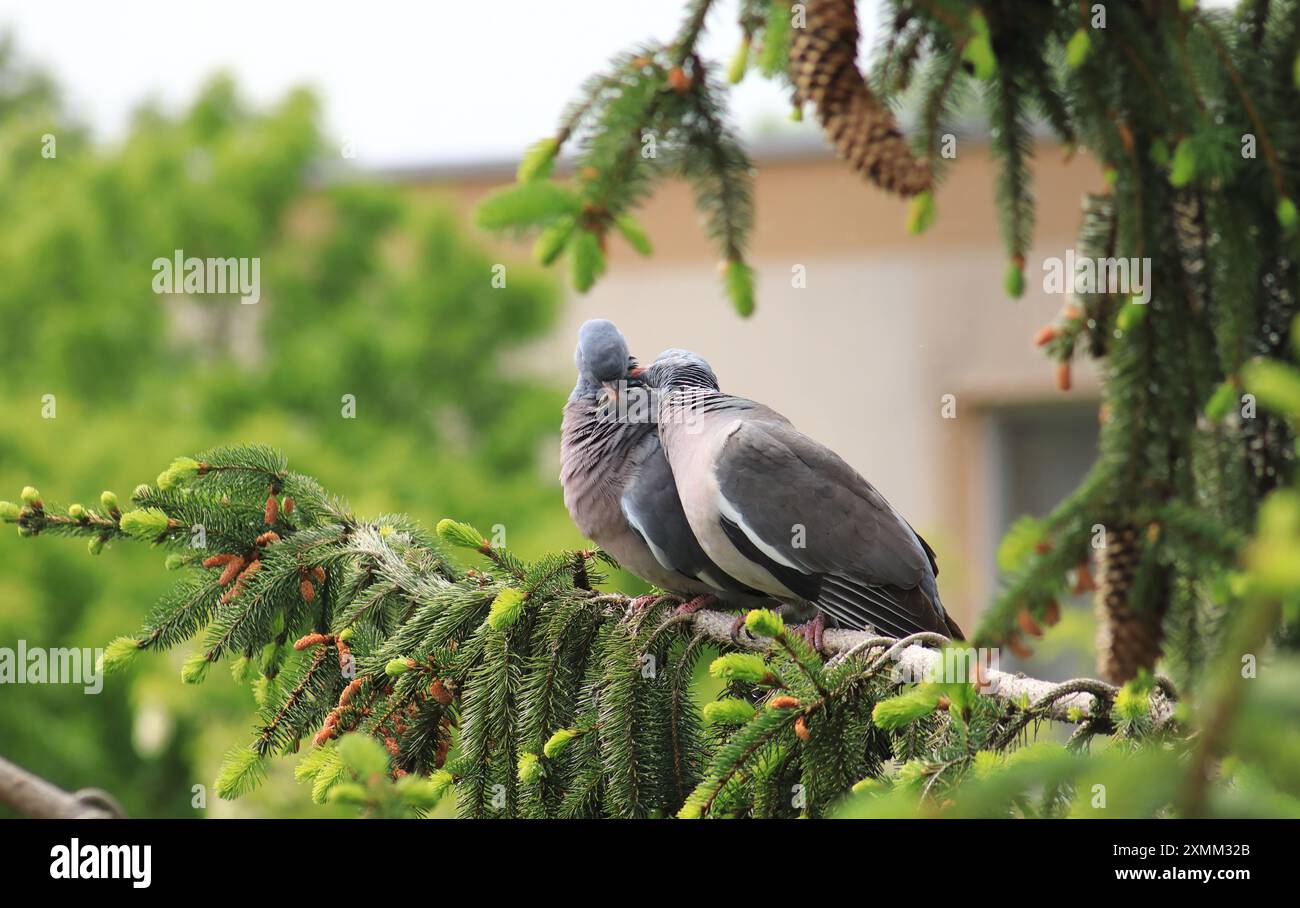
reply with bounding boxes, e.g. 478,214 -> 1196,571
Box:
651,349 -> 964,648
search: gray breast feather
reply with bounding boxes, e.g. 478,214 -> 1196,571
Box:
622,433 -> 758,598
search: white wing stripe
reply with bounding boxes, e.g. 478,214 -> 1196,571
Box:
714,492 -> 802,571
621,500 -> 677,574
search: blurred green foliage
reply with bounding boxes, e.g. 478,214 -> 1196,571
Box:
0,36 -> 576,817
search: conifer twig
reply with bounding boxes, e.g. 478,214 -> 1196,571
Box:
681,608 -> 1171,725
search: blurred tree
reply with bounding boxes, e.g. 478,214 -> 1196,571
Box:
0,36 -> 566,817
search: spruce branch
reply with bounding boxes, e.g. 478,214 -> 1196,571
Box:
680,607 -> 1164,725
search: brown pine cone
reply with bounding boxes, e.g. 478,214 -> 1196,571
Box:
789,0 -> 930,196
1094,526 -> 1165,683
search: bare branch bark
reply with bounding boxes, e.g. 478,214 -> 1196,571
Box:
0,754 -> 124,819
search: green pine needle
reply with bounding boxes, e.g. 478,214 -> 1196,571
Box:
428,770 -> 455,802
180,650 -> 211,684
1242,359 -> 1300,418
1169,139 -> 1197,187
873,685 -> 943,730
309,750 -> 350,804
1003,260 -> 1025,299
543,728 -> 579,759
1065,28 -> 1091,69
569,230 -> 606,293
337,733 -> 390,780
215,746 -> 266,800
702,697 -> 757,726
476,181 -> 581,231
1204,381 -> 1239,421
487,587 -> 528,631
758,1 -> 791,77
395,774 -> 446,809
727,36 -> 750,84
99,636 -> 145,674
435,518 -> 486,550
293,745 -> 337,783
744,608 -> 784,638
516,137 -> 560,183
517,751 -> 543,784
614,214 -> 653,256
709,652 -> 777,686
119,507 -> 171,541
326,783 -> 368,806
906,191 -> 936,235
157,457 -> 200,491
533,216 -> 576,265
1278,198 -> 1298,232
962,32 -> 997,80
996,516 -> 1045,572
385,658 -> 413,676
724,258 -> 754,317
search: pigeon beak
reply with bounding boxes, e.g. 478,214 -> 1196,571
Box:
628,365 -> 646,379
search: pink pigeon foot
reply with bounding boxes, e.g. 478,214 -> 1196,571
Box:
672,594 -> 718,617
729,613 -> 752,646
793,612 -> 827,653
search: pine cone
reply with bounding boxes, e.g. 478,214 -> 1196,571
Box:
789,0 -> 930,196
1094,526 -> 1163,683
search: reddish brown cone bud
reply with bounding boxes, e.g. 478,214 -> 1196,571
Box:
1017,609 -> 1044,638
1043,598 -> 1062,627
1055,361 -> 1072,392
338,677 -> 363,707
1072,560 -> 1097,595
1007,632 -> 1033,659
217,556 -> 246,586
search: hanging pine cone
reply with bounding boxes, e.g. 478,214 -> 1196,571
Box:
789,0 -> 930,196
1094,525 -> 1163,683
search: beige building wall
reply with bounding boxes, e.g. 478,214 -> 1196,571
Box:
407,140 -> 1106,629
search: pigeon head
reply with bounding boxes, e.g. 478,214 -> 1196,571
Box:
574,319 -> 641,390
644,348 -> 720,392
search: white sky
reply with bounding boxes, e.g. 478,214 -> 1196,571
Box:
0,0 -> 879,168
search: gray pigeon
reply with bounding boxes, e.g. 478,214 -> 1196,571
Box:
650,350 -> 964,642
560,320 -> 765,608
